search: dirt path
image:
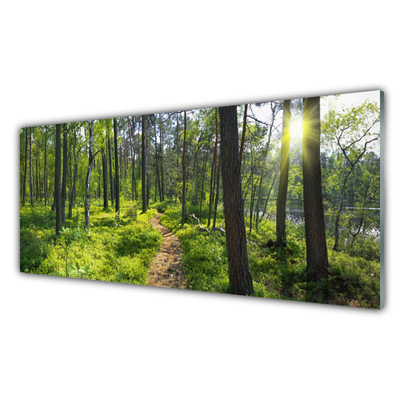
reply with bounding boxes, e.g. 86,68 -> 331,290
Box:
148,213 -> 187,289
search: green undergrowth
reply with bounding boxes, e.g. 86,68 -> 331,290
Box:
161,205 -> 380,308
20,201 -> 161,285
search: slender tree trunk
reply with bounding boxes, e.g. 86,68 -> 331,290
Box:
68,161 -> 78,219
85,121 -> 95,233
107,125 -> 114,206
255,169 -> 264,231
114,118 -> 120,214
302,97 -> 329,283
333,167 -> 354,251
22,128 -> 28,206
61,124 -> 68,223
276,100 -> 291,246
208,109 -> 219,227
181,111 -> 187,225
261,167 -> 278,220
240,103 -> 248,163
44,131 -> 47,206
219,106 -> 253,296
102,149 -> 109,208
55,124 -> 62,235
128,117 -> 136,201
212,153 -> 221,229
35,157 -> 39,202
142,115 -> 147,212
199,148 -> 209,220
146,122 -> 150,208
160,121 -> 165,201
154,123 -> 161,202
29,128 -> 34,206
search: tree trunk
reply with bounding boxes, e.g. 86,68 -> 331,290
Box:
261,168 -> 278,220
35,157 -> 39,202
212,153 -> 221,229
219,106 -> 254,296
181,111 -> 187,225
276,99 -> 291,246
107,125 -> 114,206
44,130 -> 48,206
29,128 -> 34,206
22,128 -> 28,206
68,161 -> 78,219
128,116 -> 136,201
302,97 -> 329,283
142,115 -> 147,212
61,124 -> 68,223
208,109 -> 219,227
199,148 -> 209,220
55,124 -> 62,235
160,121 -> 165,201
85,121 -> 95,233
114,118 -> 120,214
240,103 -> 248,163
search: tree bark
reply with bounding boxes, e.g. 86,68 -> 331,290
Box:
22,128 -> 28,206
128,116 -> 136,201
160,120 -> 165,201
85,121 -> 95,233
142,115 -> 147,212
55,124 -> 62,235
240,104 -> 248,162
107,123 -> 114,206
212,153 -> 221,229
181,111 -> 187,225
219,106 -> 254,296
44,129 -> 48,206
61,124 -> 68,223
302,97 -> 329,282
114,118 -> 120,213
29,128 -> 34,206
276,100 -> 291,246
208,109 -> 219,227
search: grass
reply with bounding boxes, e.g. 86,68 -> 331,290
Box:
160,204 -> 380,308
20,200 -> 161,285
20,199 -> 381,308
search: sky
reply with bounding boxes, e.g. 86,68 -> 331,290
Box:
249,89 -> 381,154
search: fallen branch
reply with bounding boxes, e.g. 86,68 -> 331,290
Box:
187,212 -> 264,248
187,213 -> 209,233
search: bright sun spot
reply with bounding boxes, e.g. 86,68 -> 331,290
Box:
290,116 -> 303,142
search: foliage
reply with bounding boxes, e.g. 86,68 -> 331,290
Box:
161,205 -> 380,308
20,203 -> 161,286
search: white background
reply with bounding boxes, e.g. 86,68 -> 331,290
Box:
1,1 -> 398,399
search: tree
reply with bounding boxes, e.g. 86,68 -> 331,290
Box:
102,146 -> 109,209
114,118 -> 120,214
219,105 -> 254,296
29,128 -> 34,206
107,122 -> 114,206
181,111 -> 187,225
85,121 -> 95,233
276,100 -> 291,246
322,101 -> 380,251
208,109 -> 219,227
61,124 -> 68,224
55,124 -> 62,235
142,115 -> 147,212
22,128 -> 28,206
302,97 -> 329,282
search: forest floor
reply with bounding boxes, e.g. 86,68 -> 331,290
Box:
148,213 -> 187,289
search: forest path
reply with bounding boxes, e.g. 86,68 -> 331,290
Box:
148,213 -> 187,289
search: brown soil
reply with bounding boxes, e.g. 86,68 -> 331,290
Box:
148,213 -> 187,289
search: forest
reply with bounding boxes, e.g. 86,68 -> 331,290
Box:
19,91 -> 381,308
